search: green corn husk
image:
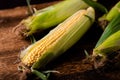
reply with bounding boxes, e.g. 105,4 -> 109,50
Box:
93,30 -> 120,57
92,14 -> 120,68
106,1 -> 120,21
19,7 -> 95,70
98,1 -> 120,29
95,14 -> 120,48
13,0 -> 91,37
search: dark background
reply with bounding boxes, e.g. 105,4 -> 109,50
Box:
0,0 -> 119,10
0,0 -> 58,9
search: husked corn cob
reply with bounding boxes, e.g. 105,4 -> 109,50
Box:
13,0 -> 91,37
20,7 -> 95,69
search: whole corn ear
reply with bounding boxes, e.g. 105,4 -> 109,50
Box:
19,7 -> 95,69
13,0 -> 91,37
92,14 -> 120,68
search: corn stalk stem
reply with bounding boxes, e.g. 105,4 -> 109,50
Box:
26,0 -> 34,15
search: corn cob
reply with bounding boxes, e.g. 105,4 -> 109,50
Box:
19,7 -> 95,70
13,0 -> 92,37
92,14 -> 120,68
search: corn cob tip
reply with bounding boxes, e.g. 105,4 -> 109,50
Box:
86,7 -> 95,22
